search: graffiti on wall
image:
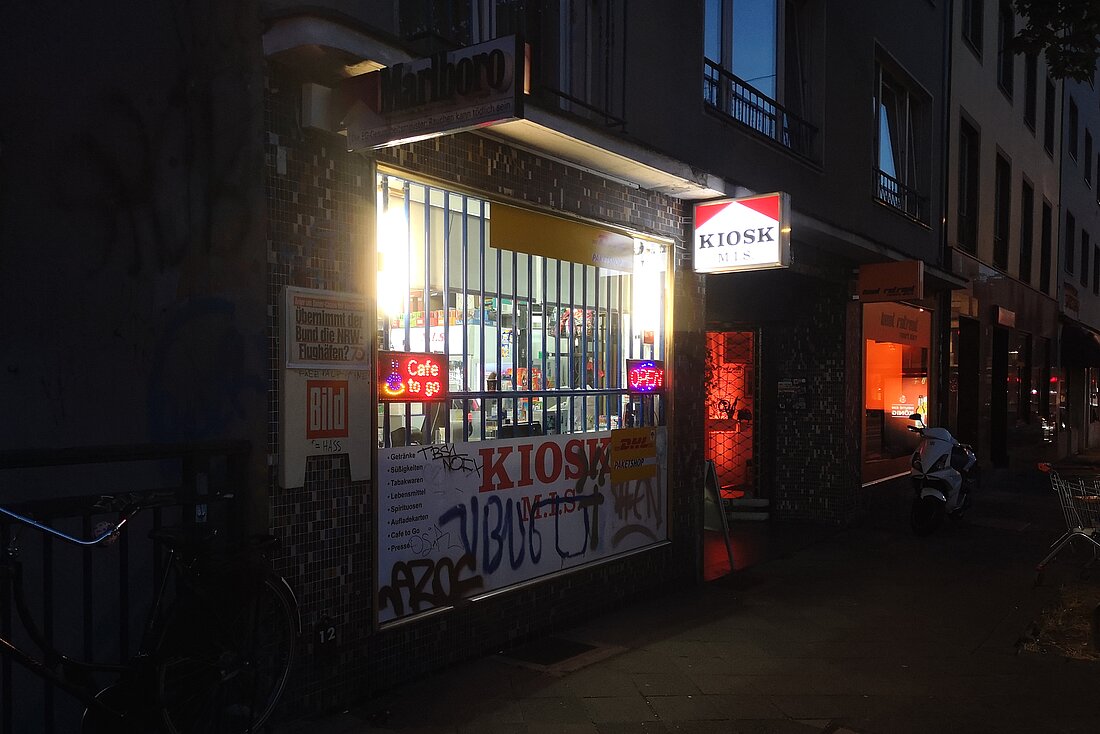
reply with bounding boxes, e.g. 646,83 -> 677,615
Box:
376,428 -> 667,623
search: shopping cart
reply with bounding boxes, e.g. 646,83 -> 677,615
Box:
1036,463 -> 1100,581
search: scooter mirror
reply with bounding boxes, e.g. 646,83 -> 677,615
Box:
908,413 -> 922,421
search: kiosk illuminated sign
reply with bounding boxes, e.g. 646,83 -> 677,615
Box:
627,360 -> 665,394
378,351 -> 448,401
692,192 -> 791,274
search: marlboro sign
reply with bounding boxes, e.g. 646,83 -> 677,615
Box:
336,35 -> 525,151
692,193 -> 791,273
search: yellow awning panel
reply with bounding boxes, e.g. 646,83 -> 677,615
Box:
491,204 -> 634,273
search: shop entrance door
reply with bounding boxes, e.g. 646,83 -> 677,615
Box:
956,317 -> 980,446
991,326 -> 1009,466
704,331 -> 756,498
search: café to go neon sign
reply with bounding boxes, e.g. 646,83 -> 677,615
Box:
626,359 -> 665,394
378,351 -> 448,402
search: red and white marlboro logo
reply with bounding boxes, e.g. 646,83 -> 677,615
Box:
692,192 -> 791,273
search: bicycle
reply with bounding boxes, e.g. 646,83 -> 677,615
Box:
0,492 -> 300,733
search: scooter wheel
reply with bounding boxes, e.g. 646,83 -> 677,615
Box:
911,496 -> 945,536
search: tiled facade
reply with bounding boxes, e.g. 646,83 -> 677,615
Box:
265,72 -> 707,710
766,277 -> 856,524
265,76 -> 377,711
707,250 -> 862,526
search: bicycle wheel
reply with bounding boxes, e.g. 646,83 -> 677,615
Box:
156,575 -> 297,733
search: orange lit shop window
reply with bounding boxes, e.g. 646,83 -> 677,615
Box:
704,331 -> 755,498
862,302 -> 930,483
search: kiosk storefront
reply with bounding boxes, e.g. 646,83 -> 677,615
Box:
373,169 -> 672,624
858,261 -> 934,484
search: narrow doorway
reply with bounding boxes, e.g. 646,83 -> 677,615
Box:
704,331 -> 756,498
955,316 -> 980,447
703,330 -> 758,581
991,326 -> 1009,466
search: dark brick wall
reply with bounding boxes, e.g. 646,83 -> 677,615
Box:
265,77 -> 706,713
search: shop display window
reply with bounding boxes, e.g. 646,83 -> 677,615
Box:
863,302 -> 931,483
376,172 -> 666,445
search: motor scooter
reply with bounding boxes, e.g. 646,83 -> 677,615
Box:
908,413 -> 980,535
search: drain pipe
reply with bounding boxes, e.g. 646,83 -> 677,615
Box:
936,0 -> 955,427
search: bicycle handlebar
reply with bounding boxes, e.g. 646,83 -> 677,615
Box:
0,505 -> 132,547
0,490 -> 185,547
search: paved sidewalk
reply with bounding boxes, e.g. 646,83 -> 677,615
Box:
276,462 -> 1100,734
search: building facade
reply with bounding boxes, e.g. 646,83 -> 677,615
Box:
3,1 -> 1095,730
682,1 -> 958,516
1058,75 -> 1100,452
945,0 -> 1062,467
238,0 -> 967,709
263,0 -> 724,715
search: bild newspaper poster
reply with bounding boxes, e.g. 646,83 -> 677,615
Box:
377,428 -> 667,624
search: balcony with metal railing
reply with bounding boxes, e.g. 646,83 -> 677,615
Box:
873,167 -> 930,225
703,58 -> 819,163
397,0 -> 627,130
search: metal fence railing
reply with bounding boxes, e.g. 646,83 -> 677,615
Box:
0,441 -> 250,734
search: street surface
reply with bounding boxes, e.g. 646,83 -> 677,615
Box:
279,468 -> 1100,734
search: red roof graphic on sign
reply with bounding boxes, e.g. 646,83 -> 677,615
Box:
738,195 -> 780,221
693,201 -> 727,229
694,194 -> 781,230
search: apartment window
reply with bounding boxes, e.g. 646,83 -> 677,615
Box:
1066,211 -> 1077,274
1024,53 -> 1037,129
1083,231 -> 1090,287
874,58 -> 930,222
705,0 -> 777,98
703,0 -> 820,160
783,0 -> 813,114
1019,178 -> 1034,284
993,153 -> 1011,269
399,0 -> 527,48
1088,131 -> 1094,185
957,117 -> 981,251
1070,98 -> 1079,160
997,2 -> 1014,97
1044,77 -> 1056,154
1094,246 -> 1099,295
1040,200 -> 1053,294
962,0 -> 983,57
398,1 -> 624,125
557,0 -> 625,122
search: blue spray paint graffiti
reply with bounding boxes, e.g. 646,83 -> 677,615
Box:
377,430 -> 665,623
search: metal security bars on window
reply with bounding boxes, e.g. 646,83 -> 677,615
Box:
376,173 -> 665,447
